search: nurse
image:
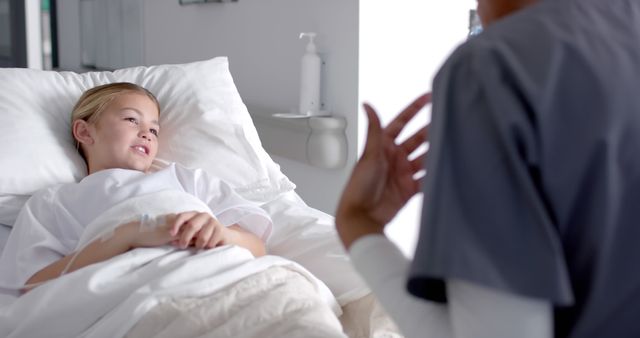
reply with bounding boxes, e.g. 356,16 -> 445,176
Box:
336,0 -> 640,337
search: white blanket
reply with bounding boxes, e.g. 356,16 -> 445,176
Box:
0,191 -> 341,337
126,265 -> 347,338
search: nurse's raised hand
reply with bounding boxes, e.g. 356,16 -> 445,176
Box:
336,93 -> 431,250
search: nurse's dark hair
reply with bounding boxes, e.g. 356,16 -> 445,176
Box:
70,82 -> 160,159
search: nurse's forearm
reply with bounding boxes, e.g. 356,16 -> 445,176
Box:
23,223 -> 134,292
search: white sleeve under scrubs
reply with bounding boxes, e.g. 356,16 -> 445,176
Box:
350,235 -> 552,338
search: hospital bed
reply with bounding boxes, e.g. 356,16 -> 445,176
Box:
0,57 -> 401,337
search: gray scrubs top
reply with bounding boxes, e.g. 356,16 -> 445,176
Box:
409,0 -> 640,336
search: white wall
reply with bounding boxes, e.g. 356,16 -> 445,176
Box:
141,0 -> 359,215
359,0 -> 476,257
56,0 -> 82,71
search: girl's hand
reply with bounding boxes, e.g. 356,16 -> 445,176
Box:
126,214 -> 177,248
169,211 -> 229,250
124,211 -> 229,250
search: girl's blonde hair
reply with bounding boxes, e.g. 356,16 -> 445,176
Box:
71,82 -> 160,158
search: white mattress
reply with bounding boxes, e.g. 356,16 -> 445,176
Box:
0,225 -> 9,254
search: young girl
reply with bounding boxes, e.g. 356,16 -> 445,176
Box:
0,82 -> 270,294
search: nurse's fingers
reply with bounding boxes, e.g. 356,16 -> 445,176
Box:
410,153 -> 427,173
386,93 -> 431,140
400,125 -> 428,155
362,103 -> 383,157
414,176 -> 425,192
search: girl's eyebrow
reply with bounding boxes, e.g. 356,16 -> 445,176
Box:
120,107 -> 160,126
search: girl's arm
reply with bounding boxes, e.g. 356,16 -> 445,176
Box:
23,221 -> 141,293
24,212 -> 266,292
224,224 -> 266,257
168,211 -> 266,258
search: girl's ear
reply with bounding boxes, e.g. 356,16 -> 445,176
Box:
72,119 -> 94,146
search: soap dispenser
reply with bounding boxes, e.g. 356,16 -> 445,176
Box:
299,32 -> 322,116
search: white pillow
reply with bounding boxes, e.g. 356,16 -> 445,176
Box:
0,57 -> 295,225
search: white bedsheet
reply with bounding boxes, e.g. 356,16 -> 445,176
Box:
0,189 -> 375,337
0,189 -> 369,305
263,191 -> 370,305
0,190 -> 340,337
0,244 -> 338,337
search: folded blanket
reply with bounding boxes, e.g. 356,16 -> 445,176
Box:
0,190 -> 340,337
126,265 -> 347,338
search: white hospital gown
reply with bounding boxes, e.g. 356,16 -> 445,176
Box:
0,163 -> 272,292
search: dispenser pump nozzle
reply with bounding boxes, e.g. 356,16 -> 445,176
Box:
299,32 -> 317,53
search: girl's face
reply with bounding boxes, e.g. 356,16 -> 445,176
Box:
82,92 -> 160,174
